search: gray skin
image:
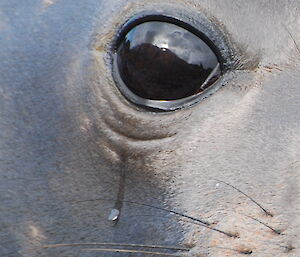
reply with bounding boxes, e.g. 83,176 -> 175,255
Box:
0,0 -> 299,256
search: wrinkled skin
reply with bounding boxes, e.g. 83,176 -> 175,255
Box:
0,1 -> 299,256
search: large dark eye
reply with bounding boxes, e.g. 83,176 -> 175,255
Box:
113,20 -> 223,111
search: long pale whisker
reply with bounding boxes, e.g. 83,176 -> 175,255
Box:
215,179 -> 273,216
83,248 -> 183,256
40,242 -> 190,251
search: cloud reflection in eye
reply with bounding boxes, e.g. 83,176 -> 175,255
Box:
126,22 -> 217,68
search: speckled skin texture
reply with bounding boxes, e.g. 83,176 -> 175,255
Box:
0,1 -> 299,256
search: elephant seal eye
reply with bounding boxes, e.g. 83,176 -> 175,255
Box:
113,21 -> 222,110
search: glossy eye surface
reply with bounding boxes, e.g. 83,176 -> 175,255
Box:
114,21 -> 222,110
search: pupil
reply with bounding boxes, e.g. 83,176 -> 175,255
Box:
116,21 -> 220,101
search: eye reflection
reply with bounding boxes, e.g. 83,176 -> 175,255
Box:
115,21 -> 221,102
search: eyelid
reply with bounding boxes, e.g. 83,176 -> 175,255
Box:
113,12 -> 233,71
111,11 -> 234,111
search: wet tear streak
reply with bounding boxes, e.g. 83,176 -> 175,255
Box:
108,162 -> 126,225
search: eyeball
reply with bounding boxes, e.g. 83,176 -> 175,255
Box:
113,20 -> 223,111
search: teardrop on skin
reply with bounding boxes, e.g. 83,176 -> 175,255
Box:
108,208 -> 120,221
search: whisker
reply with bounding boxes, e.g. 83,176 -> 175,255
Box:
17,242 -> 190,256
283,25 -> 300,56
83,248 -> 183,256
40,242 -> 190,251
68,197 -> 211,226
68,198 -> 240,238
215,246 -> 253,255
116,214 -> 238,238
245,215 -> 281,235
215,180 -> 273,216
202,224 -> 239,238
279,244 -> 298,252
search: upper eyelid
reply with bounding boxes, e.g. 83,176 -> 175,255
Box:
112,13 -> 262,73
111,12 -> 233,66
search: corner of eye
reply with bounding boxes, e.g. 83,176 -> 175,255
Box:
233,57 -> 260,73
93,39 -> 111,53
230,43 -> 261,72
92,29 -> 117,52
